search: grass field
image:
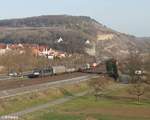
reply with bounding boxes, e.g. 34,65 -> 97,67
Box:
0,82 -> 88,116
23,82 -> 150,120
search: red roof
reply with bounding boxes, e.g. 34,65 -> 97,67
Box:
0,43 -> 6,49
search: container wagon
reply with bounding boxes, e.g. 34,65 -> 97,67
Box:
52,66 -> 66,75
28,68 -> 53,78
66,68 -> 76,73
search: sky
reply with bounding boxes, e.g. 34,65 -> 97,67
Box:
0,0 -> 149,37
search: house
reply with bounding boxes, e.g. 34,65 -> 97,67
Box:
48,55 -> 54,60
58,53 -> 66,58
57,37 -> 63,43
0,43 -> 6,49
85,40 -> 90,44
0,43 -> 6,55
0,43 -> 68,59
38,45 -> 49,56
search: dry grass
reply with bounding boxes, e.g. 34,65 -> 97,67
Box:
0,81 -> 89,116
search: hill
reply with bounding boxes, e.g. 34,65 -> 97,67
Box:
0,15 -> 149,59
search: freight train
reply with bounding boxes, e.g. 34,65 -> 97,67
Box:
28,66 -> 76,78
28,59 -> 118,80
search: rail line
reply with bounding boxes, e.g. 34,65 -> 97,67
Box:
0,74 -> 99,99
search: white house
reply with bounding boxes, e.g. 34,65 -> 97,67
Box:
85,40 -> 90,44
57,37 -> 63,43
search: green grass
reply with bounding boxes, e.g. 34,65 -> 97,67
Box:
56,95 -> 150,112
24,112 -> 83,120
23,113 -> 150,120
23,100 -> 150,120
0,89 -> 63,115
95,114 -> 150,120
0,82 -> 89,116
23,83 -> 150,120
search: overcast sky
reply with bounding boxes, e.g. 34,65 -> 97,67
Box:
0,0 -> 149,37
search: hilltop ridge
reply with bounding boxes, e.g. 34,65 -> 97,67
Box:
0,15 -> 149,58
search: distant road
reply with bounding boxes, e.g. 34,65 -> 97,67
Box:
0,75 -> 11,81
0,71 -> 32,81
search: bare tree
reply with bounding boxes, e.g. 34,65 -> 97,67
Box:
128,77 -> 145,104
34,56 -> 50,69
0,51 -> 16,74
125,48 -> 143,83
126,45 -> 148,103
88,76 -> 109,101
0,48 -> 38,76
144,48 -> 150,84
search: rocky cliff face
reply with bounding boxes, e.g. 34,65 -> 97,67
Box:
0,15 -> 149,59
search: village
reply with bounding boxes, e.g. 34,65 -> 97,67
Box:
0,43 -> 68,60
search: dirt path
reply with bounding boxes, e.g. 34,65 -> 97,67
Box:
62,107 -> 150,118
0,91 -> 90,120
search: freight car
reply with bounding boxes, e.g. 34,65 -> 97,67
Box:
78,59 -> 119,80
28,67 -> 53,78
66,68 -> 76,73
28,66 -> 77,78
78,64 -> 91,72
27,59 -> 119,80
52,66 -> 66,75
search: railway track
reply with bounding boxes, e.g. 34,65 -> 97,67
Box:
0,72 -> 88,91
0,73 -> 99,99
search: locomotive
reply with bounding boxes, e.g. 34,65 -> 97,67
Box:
105,58 -> 118,80
28,59 -> 119,80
